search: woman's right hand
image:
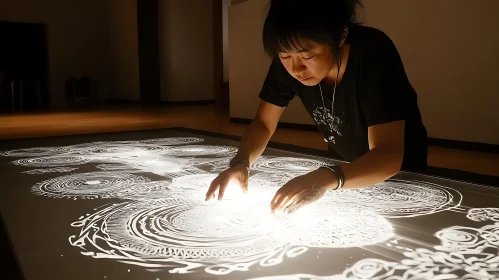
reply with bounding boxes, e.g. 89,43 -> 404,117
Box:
205,163 -> 249,201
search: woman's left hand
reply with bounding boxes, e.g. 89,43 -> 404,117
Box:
270,168 -> 337,214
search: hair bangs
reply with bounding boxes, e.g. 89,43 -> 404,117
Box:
268,32 -> 308,57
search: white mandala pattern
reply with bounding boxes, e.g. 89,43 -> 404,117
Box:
324,179 -> 462,218
13,155 -> 91,167
0,136 -> 492,278
247,208 -> 499,280
250,157 -> 335,173
22,167 -> 78,174
32,172 -> 149,199
69,197 -> 393,275
0,146 -> 73,157
160,144 -> 237,157
138,137 -> 204,146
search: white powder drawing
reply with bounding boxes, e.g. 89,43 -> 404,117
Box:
0,146 -> 73,157
32,172 -> 150,199
22,167 -> 79,174
250,156 -> 336,173
0,137 -> 491,278
159,144 -> 237,157
247,208 -> 499,280
69,197 -> 393,275
13,155 -> 91,167
250,172 -> 462,219
323,179 -> 462,218
249,172 -> 302,188
138,137 -> 204,146
4,140 -> 235,177
95,163 -> 135,171
467,208 -> 499,222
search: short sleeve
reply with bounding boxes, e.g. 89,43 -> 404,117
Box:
361,30 -> 409,127
259,58 -> 297,107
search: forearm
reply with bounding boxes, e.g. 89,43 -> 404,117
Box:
323,147 -> 403,190
233,119 -> 274,166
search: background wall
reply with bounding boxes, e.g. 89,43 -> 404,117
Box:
1,0 -> 219,106
109,0 -> 140,101
159,0 -> 215,102
223,0 -> 232,82
228,0 -> 314,125
228,0 -> 499,145
0,0 -> 111,109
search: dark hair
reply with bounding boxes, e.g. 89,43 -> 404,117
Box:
262,0 -> 362,61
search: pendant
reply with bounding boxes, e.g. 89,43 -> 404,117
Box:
324,135 -> 336,144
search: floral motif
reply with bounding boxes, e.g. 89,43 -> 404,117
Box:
312,106 -> 344,144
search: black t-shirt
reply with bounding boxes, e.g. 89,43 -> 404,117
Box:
259,25 -> 428,172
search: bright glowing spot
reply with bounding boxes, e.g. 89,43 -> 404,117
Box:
85,180 -> 101,185
222,180 -> 247,200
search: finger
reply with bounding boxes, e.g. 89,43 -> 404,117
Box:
284,191 -> 309,214
205,180 -> 220,201
271,192 -> 292,213
284,201 -> 302,215
241,181 -> 248,193
270,192 -> 283,211
281,190 -> 305,211
217,178 -> 231,201
275,191 -> 301,213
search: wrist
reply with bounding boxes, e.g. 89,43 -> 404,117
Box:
318,166 -> 345,190
229,158 -> 250,171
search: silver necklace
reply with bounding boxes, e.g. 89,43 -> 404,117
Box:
319,48 -> 343,144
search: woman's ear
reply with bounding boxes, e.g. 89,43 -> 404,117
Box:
338,26 -> 349,47
343,26 -> 349,39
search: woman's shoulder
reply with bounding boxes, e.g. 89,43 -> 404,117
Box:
348,25 -> 401,62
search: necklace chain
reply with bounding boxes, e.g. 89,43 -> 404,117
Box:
319,48 -> 343,143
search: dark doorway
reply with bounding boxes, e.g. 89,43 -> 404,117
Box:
137,0 -> 161,104
0,20 -> 50,113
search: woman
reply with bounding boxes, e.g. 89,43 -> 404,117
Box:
205,0 -> 428,214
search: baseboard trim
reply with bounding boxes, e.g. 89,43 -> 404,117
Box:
426,138 -> 498,153
229,117 -> 499,154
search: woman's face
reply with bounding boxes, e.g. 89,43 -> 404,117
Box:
278,38 -> 336,86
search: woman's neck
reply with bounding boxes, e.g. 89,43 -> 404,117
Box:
324,42 -> 351,85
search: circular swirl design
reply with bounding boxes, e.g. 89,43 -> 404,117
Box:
435,226 -> 482,250
32,172 -> 149,199
344,259 -> 397,280
324,179 -> 461,218
13,155 -> 91,167
0,147 -> 72,157
250,157 -> 334,173
69,196 -> 394,274
104,198 -> 283,260
248,172 -> 301,189
161,145 -> 237,157
270,205 -> 394,248
138,137 -> 204,146
67,143 -> 171,155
